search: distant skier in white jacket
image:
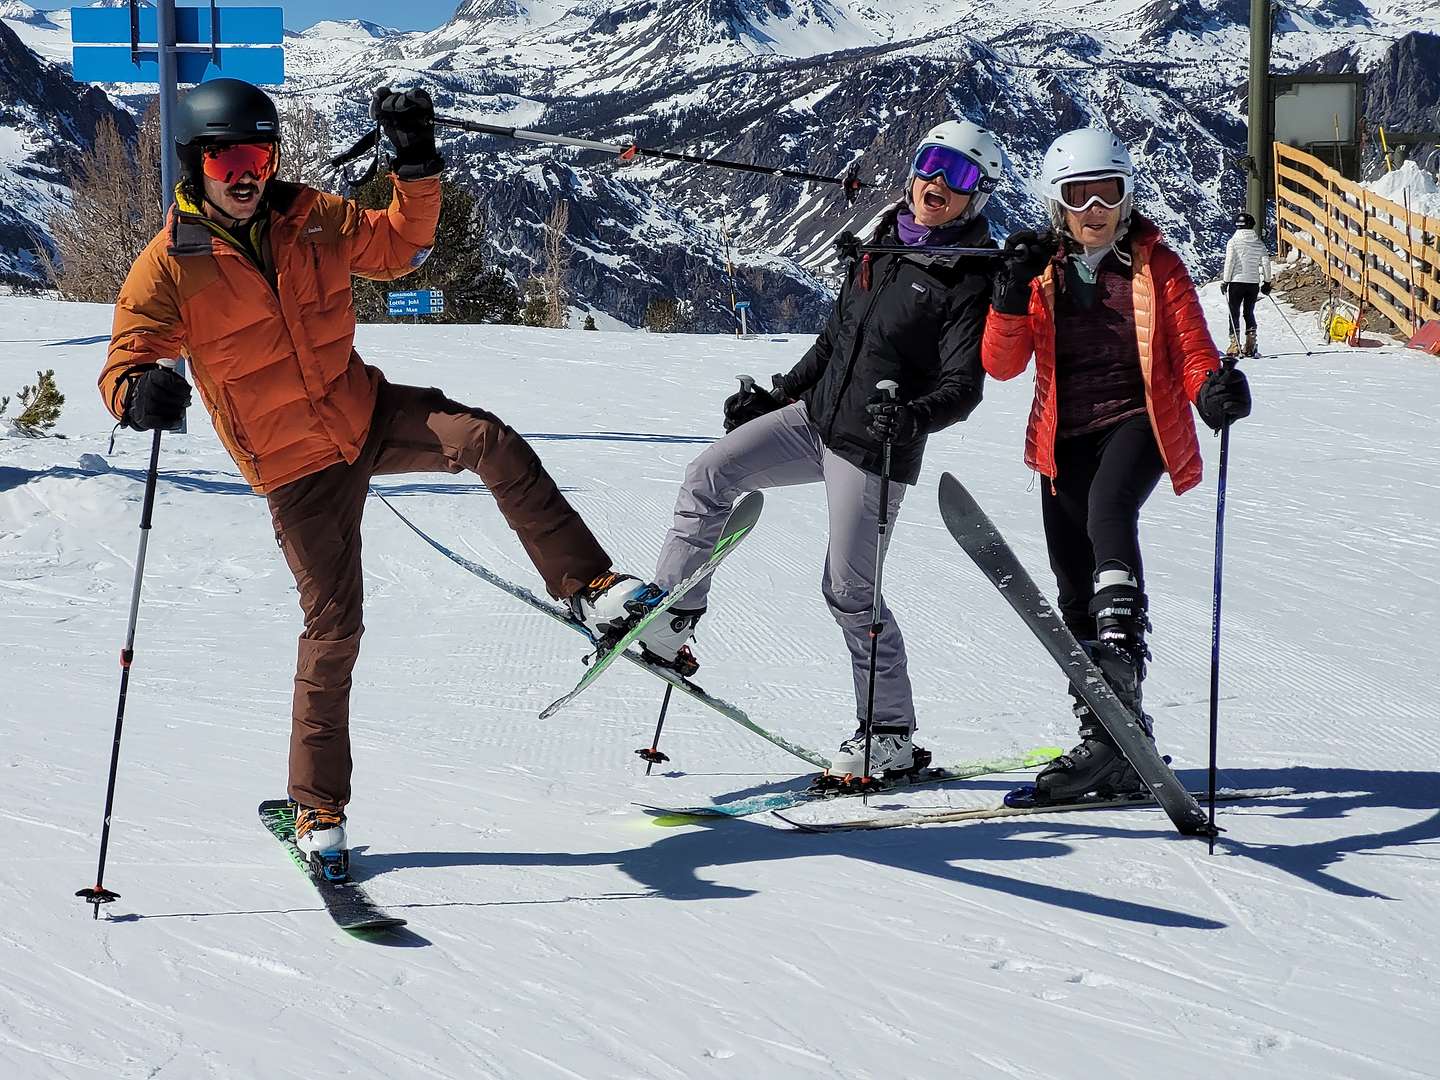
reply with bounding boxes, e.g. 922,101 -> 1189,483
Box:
1221,211 -> 1272,357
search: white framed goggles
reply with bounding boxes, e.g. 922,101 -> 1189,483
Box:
1056,174 -> 1129,213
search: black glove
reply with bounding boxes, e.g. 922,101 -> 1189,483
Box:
1195,363 -> 1252,431
723,375 -> 785,433
1220,282 -> 1230,295
865,393 -> 922,443
834,230 -> 861,265
123,364 -> 191,431
992,228 -> 1056,315
1260,281 -> 1273,296
372,86 -> 443,180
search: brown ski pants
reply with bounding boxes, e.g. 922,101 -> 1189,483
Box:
266,380 -> 612,810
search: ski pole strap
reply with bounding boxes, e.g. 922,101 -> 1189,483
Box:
327,125 -> 380,171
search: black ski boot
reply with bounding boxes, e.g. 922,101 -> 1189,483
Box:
1034,579 -> 1155,803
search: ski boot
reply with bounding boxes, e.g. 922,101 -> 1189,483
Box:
295,804 -> 349,882
812,726 -> 932,794
638,607 -> 704,677
1225,330 -> 1241,358
1242,329 -> 1259,358
1032,572 -> 1154,804
569,572 -> 654,639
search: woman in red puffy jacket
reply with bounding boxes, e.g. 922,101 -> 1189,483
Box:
982,128 -> 1252,804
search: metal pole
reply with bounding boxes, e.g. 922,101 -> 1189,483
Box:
154,0 -> 187,432
76,427 -> 166,917
1206,359 -> 1238,854
1247,0 -> 1272,232
860,380 -> 899,801
156,0 -> 179,213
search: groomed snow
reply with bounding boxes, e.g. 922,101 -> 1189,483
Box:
1,291 -> 1437,1079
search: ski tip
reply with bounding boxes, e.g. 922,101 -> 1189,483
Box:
650,812 -> 709,828
1022,746 -> 1065,768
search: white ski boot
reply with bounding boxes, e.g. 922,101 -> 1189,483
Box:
569,572 -> 652,638
295,805 -> 346,853
638,608 -> 704,675
827,727 -> 920,781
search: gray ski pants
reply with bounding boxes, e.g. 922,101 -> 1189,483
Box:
653,401 -> 916,735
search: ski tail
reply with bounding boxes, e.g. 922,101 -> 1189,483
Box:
936,473 -> 1215,838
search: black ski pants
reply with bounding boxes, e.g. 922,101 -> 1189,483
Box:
1227,282 -> 1260,334
1041,415 -> 1165,640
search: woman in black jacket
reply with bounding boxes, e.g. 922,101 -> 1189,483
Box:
639,120 -> 1003,783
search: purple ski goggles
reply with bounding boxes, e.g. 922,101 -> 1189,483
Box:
911,143 -> 994,195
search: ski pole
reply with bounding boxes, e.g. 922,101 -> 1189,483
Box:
76,421 -> 167,917
635,685 -> 674,775
329,117 -> 866,204
1267,294 -> 1314,356
1205,357 -> 1238,854
860,380 -> 899,801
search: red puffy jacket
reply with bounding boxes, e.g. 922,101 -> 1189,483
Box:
982,217 -> 1220,495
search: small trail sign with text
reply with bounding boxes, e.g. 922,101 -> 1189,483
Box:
388,291 -> 446,318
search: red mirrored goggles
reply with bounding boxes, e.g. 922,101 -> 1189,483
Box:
1057,175 -> 1128,213
200,142 -> 278,184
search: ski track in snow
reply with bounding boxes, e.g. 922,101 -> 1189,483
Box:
1,294 -> 1437,1079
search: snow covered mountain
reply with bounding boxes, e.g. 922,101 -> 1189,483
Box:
2,1 -> 1438,327
0,14 -> 135,285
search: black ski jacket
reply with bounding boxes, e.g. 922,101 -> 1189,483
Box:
778,205 -> 994,485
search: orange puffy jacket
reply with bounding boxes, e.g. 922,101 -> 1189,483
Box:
981,217 -> 1219,495
101,175 -> 441,493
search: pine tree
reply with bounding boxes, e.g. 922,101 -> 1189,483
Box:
349,174 -> 521,325
6,370 -> 65,435
583,314 -> 598,331
520,278 -> 550,327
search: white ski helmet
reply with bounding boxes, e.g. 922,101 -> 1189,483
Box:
909,119 -> 1004,219
1040,128 -> 1135,231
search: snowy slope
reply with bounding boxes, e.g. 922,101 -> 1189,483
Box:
1,293 -> 1438,1078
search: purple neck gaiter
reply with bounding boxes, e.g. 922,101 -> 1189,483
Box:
896,208 -> 931,246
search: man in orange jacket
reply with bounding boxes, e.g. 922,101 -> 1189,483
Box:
100,79 -> 649,860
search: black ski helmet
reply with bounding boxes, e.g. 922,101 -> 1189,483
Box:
174,79 -> 279,149
1234,211 -> 1256,230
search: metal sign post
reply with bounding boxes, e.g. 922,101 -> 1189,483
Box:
735,300 -> 751,337
71,1 -> 285,433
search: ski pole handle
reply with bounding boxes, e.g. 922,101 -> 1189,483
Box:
736,375 -> 757,394
876,379 -> 898,401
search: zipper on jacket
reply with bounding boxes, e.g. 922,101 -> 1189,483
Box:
826,256 -> 902,445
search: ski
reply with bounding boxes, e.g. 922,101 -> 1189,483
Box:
372,489 -> 829,769
936,472 -> 1216,837
257,800 -> 406,933
539,493 -> 764,719
774,787 -> 1289,833
638,746 -> 1062,819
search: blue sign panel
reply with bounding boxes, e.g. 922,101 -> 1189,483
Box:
387,291 -> 446,317
71,7 -> 284,45
73,46 -> 284,85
